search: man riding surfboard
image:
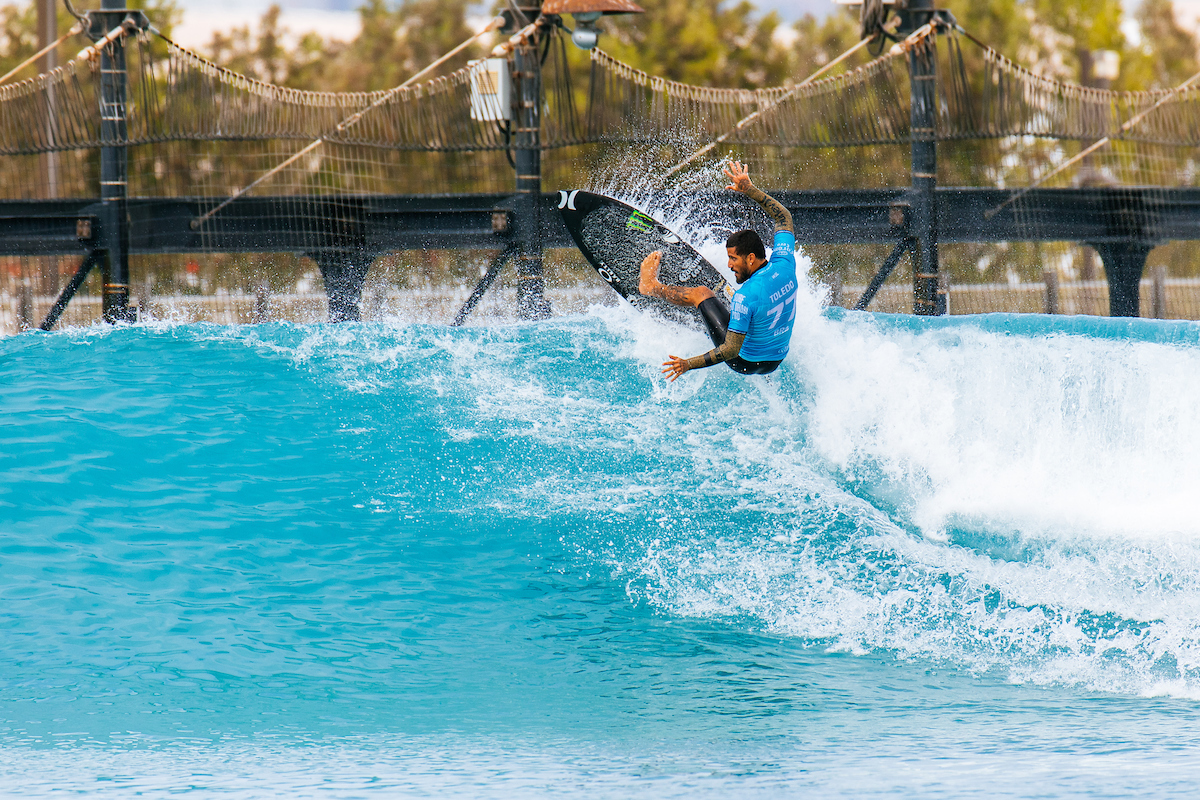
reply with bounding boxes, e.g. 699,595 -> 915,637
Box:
639,161 -> 798,381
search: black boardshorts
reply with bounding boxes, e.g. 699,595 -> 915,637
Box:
697,297 -> 783,376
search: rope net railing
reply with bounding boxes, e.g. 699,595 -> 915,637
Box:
0,48 -> 104,154
586,32 -> 1200,157
0,28 -> 589,155
964,45 -> 1200,147
6,26 -> 1200,158
584,44 -> 911,148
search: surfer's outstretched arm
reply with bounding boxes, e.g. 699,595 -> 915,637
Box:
724,161 -> 793,234
662,331 -> 746,381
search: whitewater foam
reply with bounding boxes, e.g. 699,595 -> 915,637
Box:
792,310 -> 1200,542
10,270 -> 1200,709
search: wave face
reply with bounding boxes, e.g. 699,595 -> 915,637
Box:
5,294 -> 1200,796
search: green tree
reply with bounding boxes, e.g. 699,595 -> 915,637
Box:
1,0 -> 179,81
942,0 -> 1031,64
1124,0 -> 1198,89
790,8 -> 859,79
1032,0 -> 1125,52
320,0 -> 481,91
203,0 -> 482,91
205,6 -> 311,84
592,0 -> 793,88
0,1 -> 37,76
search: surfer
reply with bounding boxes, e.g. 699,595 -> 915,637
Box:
639,161 -> 798,381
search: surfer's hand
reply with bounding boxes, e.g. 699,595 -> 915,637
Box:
724,160 -> 754,194
662,356 -> 690,382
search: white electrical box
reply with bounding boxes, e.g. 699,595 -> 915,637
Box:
469,58 -> 512,122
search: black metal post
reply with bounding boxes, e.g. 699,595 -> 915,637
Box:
38,0 -> 59,202
905,0 -> 944,315
512,5 -> 551,320
1093,241 -> 1153,317
97,1 -> 132,322
452,244 -> 520,326
309,251 -> 378,322
854,238 -> 913,311
40,249 -> 103,331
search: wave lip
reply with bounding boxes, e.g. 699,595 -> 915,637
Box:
798,309 -> 1200,542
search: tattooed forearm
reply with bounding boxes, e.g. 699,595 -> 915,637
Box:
656,284 -> 700,306
745,185 -> 793,233
684,331 -> 746,370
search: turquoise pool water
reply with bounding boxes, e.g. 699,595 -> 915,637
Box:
4,289 -> 1200,797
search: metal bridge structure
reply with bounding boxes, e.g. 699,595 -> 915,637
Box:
3,0 -> 1200,328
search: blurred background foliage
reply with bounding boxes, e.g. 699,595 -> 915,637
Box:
5,0 -> 1190,94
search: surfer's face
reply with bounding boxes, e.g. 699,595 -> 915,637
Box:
727,248 -> 764,284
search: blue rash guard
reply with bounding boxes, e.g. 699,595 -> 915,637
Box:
728,230 -> 798,362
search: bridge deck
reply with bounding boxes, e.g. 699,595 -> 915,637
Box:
2,187 -> 1197,258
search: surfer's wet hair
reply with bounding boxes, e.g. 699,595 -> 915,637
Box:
726,230 -> 765,261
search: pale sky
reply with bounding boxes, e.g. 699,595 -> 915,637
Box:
169,0 -> 837,49
1176,0 -> 1200,30
168,0 -> 1200,53
171,0 -> 363,48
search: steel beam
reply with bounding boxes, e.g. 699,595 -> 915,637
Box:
0,211 -> 99,255
4,189 -> 1196,257
4,187 -> 1192,322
